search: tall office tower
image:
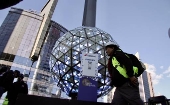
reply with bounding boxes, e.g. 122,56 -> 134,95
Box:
0,0 -> 68,101
135,52 -> 154,102
147,72 -> 154,98
29,20 -> 68,96
138,70 -> 155,102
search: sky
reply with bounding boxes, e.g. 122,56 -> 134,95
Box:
0,0 -> 170,99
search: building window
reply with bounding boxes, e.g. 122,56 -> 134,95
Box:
0,53 -> 6,60
0,53 -> 16,62
5,53 -> 10,60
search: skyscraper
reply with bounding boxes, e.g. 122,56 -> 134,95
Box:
136,52 -> 154,102
0,0 -> 68,103
29,20 -> 68,96
138,71 -> 155,102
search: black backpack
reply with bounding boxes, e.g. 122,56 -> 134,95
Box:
125,53 -> 146,77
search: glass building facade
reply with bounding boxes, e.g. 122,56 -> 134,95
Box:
135,53 -> 154,102
30,20 -> 68,96
0,8 -> 42,63
0,5 -> 68,103
142,71 -> 151,101
0,7 -> 43,80
138,71 -> 154,102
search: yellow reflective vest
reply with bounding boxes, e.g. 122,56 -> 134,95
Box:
112,55 -> 138,78
2,98 -> 8,105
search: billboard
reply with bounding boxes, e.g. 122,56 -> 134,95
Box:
81,52 -> 98,77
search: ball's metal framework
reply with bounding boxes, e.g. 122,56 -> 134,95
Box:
49,26 -> 118,97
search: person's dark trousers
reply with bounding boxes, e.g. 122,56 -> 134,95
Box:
0,86 -> 5,98
8,99 -> 16,105
112,82 -> 144,105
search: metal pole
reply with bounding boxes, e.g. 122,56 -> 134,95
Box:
24,61 -> 34,83
28,61 -> 34,76
82,0 -> 97,27
24,55 -> 38,83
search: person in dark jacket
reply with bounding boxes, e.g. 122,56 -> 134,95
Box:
0,66 -> 8,75
7,74 -> 28,105
105,41 -> 143,105
0,66 -> 8,98
0,70 -> 20,98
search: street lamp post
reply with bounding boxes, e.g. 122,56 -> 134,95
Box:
28,55 -> 38,76
24,55 -> 38,82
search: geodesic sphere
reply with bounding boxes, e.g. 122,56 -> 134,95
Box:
49,26 -> 118,98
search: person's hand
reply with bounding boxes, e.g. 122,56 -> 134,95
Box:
130,76 -> 138,86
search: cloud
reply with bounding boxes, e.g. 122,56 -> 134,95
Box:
167,74 -> 170,78
155,92 -> 162,96
146,64 -> 163,85
163,66 -> 170,74
160,66 -> 164,69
